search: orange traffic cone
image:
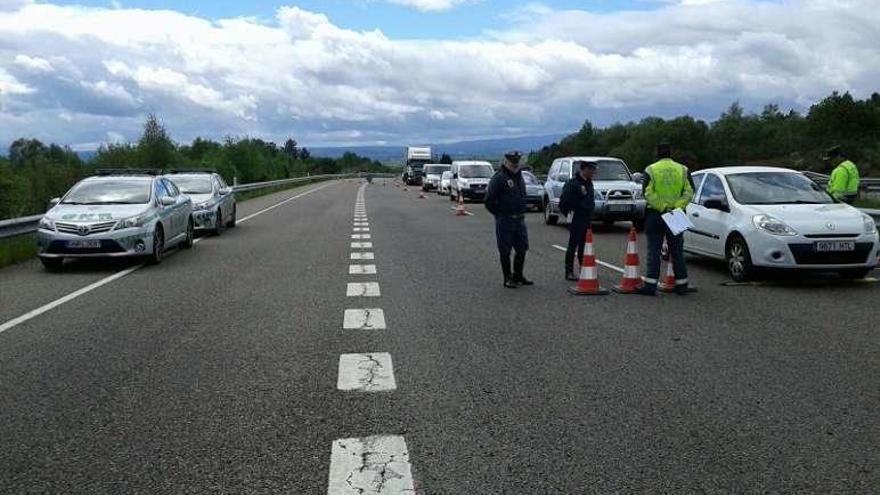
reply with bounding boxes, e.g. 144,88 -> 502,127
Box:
569,229 -> 610,295
455,193 -> 468,216
659,259 -> 676,293
613,227 -> 644,293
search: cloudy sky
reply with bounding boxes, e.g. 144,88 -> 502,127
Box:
0,0 -> 877,150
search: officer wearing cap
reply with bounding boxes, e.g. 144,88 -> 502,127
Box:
824,146 -> 860,204
485,151 -> 533,288
559,160 -> 596,280
636,143 -> 694,296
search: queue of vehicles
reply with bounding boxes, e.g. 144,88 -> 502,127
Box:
36,169 -> 236,270
417,154 -> 878,282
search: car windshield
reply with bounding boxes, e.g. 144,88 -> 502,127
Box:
460,165 -> 494,178
62,180 -> 152,205
424,165 -> 450,175
593,160 -> 632,181
726,172 -> 834,205
522,172 -> 539,185
169,176 -> 213,194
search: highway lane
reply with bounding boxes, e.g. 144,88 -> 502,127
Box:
0,180 -> 877,493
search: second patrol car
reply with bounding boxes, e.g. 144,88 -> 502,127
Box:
165,170 -> 236,235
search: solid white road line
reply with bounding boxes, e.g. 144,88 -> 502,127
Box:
328,435 -> 414,494
551,244 -> 625,274
337,353 -> 396,392
349,264 -> 377,275
0,182 -> 334,336
343,309 -> 387,329
350,252 -> 375,260
346,282 -> 381,297
350,242 -> 373,249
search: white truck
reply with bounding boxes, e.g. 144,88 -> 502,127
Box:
402,146 -> 432,186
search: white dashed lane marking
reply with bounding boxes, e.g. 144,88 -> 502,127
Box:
337,353 -> 397,392
353,228 -> 370,232
354,223 -> 369,227
350,242 -> 373,249
346,282 -> 381,297
351,234 -> 371,240
349,264 -> 377,275
343,309 -> 387,330
551,244 -> 626,274
328,435 -> 415,494
350,252 -> 375,260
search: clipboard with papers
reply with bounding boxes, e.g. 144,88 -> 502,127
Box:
661,208 -> 694,236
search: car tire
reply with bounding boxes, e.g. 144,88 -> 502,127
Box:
726,234 -> 753,282
40,257 -> 64,271
182,218 -> 195,249
543,198 -> 558,225
839,268 -> 871,280
212,209 -> 225,236
147,226 -> 164,265
227,206 -> 237,228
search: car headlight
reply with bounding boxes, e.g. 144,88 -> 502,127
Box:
38,217 -> 55,231
863,214 -> 877,235
752,214 -> 797,236
116,213 -> 152,230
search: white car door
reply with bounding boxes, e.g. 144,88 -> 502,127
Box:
684,173 -> 706,251
689,173 -> 729,257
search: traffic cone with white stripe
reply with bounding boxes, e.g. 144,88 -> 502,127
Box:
613,227 -> 644,293
418,190 -> 426,199
568,229 -> 610,296
455,193 -> 468,216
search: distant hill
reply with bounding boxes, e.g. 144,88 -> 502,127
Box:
309,134 -> 566,164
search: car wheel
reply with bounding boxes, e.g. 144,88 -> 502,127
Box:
182,218 -> 195,249
543,198 -> 558,225
147,226 -> 164,265
839,268 -> 871,280
726,234 -> 753,282
227,205 -> 237,228
40,257 -> 64,271
212,209 -> 225,236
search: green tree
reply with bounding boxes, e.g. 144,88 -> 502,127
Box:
137,114 -> 178,168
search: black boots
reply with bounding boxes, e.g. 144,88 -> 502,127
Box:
512,253 -> 533,285
566,266 -> 578,281
500,255 -> 516,288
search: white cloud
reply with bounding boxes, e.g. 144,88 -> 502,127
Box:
0,1 -> 877,149
386,0 -> 472,12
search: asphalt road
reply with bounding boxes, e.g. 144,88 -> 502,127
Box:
0,179 -> 877,494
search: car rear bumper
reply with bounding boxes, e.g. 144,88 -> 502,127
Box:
37,227 -> 155,258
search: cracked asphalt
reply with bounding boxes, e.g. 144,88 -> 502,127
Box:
1,179 -> 878,493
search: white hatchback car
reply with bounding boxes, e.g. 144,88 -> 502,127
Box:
685,166 -> 878,281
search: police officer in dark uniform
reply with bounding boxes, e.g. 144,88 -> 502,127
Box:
559,160 -> 596,280
485,151 -> 533,288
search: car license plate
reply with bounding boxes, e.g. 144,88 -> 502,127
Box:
814,241 -> 855,252
607,203 -> 633,212
67,239 -> 101,249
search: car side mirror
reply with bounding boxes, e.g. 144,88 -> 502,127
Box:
219,187 -> 232,196
159,196 -> 176,206
703,197 -> 729,212
632,172 -> 644,184
49,197 -> 61,207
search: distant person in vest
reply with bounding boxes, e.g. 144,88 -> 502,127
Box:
636,143 -> 695,296
824,146 -> 860,204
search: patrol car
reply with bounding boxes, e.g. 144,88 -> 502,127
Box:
36,170 -> 194,270
165,170 -> 236,235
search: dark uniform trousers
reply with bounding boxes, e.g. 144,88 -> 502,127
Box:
565,215 -> 590,271
644,209 -> 688,286
495,215 -> 529,280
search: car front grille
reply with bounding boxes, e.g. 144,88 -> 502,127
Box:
55,220 -> 118,236
803,233 -> 859,239
603,190 -> 634,201
469,184 -> 487,191
788,242 -> 874,265
47,240 -> 126,255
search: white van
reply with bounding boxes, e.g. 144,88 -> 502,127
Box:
449,161 -> 495,202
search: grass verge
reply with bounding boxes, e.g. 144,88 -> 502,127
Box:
0,177 -> 345,270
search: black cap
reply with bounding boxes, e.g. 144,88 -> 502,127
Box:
575,160 -> 597,170
823,145 -> 842,160
504,151 -> 522,163
656,142 -> 672,157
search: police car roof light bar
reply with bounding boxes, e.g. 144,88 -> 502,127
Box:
96,168 -> 163,176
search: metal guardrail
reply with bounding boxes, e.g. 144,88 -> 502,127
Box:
0,173 -> 366,240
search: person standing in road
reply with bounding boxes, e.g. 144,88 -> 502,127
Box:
485,151 -> 533,288
559,160 -> 597,281
824,146 -> 860,204
636,143 -> 694,296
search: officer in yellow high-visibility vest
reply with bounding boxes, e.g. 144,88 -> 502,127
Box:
636,143 -> 695,296
824,146 -> 860,204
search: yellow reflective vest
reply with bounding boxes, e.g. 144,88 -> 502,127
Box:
827,160 -> 860,200
644,159 -> 694,212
